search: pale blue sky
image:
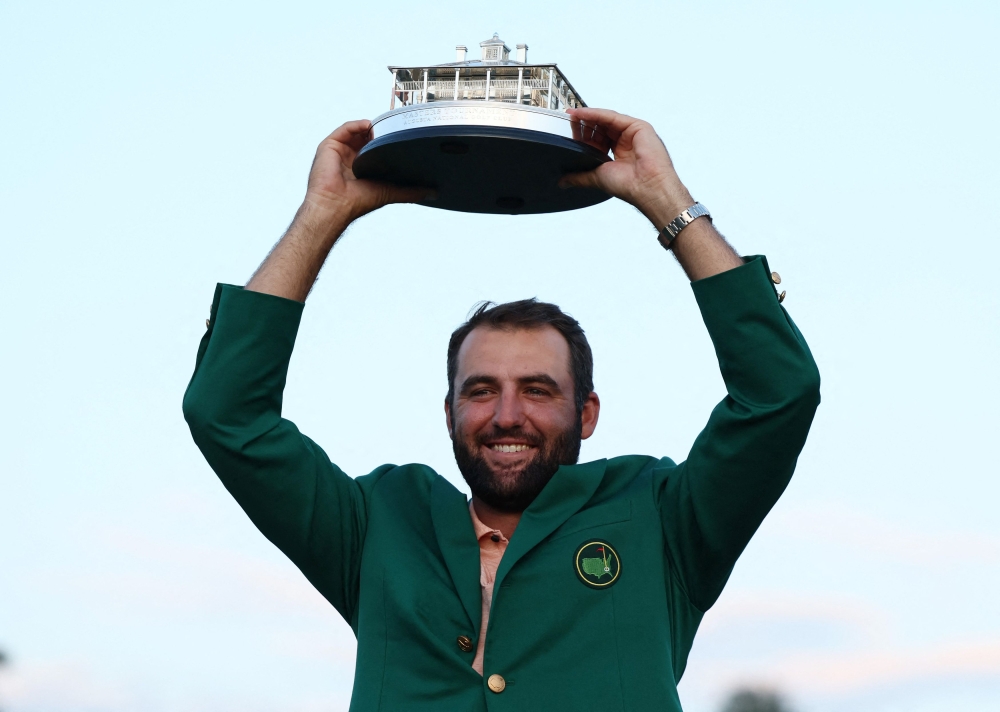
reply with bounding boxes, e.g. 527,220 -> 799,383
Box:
1,1 -> 998,710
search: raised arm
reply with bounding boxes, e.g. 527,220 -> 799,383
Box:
246,120 -> 430,301
182,121 -> 427,626
563,108 -> 821,612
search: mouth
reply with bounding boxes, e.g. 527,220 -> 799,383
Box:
488,443 -> 534,454
471,429 -> 543,463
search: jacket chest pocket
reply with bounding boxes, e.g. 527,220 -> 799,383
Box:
549,498 -> 632,542
494,499 -> 635,627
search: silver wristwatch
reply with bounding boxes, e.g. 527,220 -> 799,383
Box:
657,202 -> 711,249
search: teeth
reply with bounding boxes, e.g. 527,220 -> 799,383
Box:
492,444 -> 531,453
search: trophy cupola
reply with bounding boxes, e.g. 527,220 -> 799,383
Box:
480,33 -> 510,63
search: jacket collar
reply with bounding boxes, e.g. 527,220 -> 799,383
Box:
493,458 -> 607,594
430,458 -> 608,631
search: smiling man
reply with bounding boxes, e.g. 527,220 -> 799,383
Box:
447,301 -> 598,513
183,107 -> 820,711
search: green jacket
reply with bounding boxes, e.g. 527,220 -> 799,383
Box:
183,256 -> 820,711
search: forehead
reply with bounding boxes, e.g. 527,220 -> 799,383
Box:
455,325 -> 572,382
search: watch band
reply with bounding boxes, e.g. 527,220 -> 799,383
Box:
657,202 -> 711,249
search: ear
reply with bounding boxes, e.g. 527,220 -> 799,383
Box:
580,391 -> 601,440
444,397 -> 454,439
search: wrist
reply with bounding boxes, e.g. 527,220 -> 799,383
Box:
293,194 -> 354,242
637,187 -> 697,230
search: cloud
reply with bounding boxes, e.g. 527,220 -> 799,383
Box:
780,638 -> 1000,693
0,657 -> 352,712
701,592 -> 889,639
683,590 -> 1000,704
771,503 -> 1000,569
0,660 -> 135,712
693,636 -> 1000,701
50,522 -> 339,617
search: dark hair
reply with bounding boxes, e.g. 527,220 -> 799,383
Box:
446,299 -> 594,414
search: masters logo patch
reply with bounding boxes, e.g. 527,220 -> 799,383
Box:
574,540 -> 621,589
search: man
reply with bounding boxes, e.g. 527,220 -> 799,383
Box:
183,107 -> 820,710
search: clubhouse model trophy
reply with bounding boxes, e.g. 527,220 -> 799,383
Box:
352,34 -> 612,214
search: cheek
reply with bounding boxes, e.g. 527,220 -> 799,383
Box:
454,404 -> 492,437
524,403 -> 577,435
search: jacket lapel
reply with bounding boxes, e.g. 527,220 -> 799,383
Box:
493,458 -> 607,594
430,475 -> 483,637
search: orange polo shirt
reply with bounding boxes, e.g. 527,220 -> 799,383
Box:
468,502 -> 509,675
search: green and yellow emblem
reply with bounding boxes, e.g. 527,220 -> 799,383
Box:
574,540 -> 621,589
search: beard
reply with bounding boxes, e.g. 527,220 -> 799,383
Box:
452,418 -> 583,513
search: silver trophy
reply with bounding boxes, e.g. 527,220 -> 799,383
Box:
352,34 -> 612,215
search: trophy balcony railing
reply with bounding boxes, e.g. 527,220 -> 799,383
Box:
388,65 -> 584,113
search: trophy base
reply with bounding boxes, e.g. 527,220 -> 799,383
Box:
353,103 -> 612,215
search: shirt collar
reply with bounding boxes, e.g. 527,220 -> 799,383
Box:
468,500 -> 508,543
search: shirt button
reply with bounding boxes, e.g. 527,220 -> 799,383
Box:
487,674 -> 506,693
456,635 -> 473,653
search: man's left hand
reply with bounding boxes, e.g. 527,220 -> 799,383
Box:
560,108 -> 696,229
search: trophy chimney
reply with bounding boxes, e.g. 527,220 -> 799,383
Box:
516,44 -> 528,64
455,45 -> 467,62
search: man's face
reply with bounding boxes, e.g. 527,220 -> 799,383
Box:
445,325 -> 600,513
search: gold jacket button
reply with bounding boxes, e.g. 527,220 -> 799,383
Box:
487,674 -> 506,693
456,635 -> 473,653
778,290 -> 787,303
205,318 -> 211,329
771,271 -> 782,285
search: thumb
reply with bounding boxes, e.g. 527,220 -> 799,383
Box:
558,169 -> 602,191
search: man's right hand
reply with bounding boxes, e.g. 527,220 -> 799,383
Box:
245,121 -> 431,302
303,120 -> 433,223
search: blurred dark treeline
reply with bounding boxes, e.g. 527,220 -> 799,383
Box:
721,688 -> 794,712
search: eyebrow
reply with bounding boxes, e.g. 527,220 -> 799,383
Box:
459,373 -> 563,394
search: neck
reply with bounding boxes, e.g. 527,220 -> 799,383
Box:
471,496 -> 523,540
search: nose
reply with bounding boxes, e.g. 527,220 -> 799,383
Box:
492,388 -> 526,430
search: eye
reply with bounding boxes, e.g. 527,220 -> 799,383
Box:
525,387 -> 549,397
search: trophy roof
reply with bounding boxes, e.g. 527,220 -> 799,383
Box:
479,32 -> 509,48
400,60 -> 549,68
385,37 -> 585,110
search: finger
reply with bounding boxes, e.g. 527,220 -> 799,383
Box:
328,137 -> 363,167
566,107 -> 637,138
320,120 -> 371,158
313,121 -> 371,168
325,119 -> 372,145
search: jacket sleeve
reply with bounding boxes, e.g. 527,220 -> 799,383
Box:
181,284 -> 387,628
654,256 -> 821,613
